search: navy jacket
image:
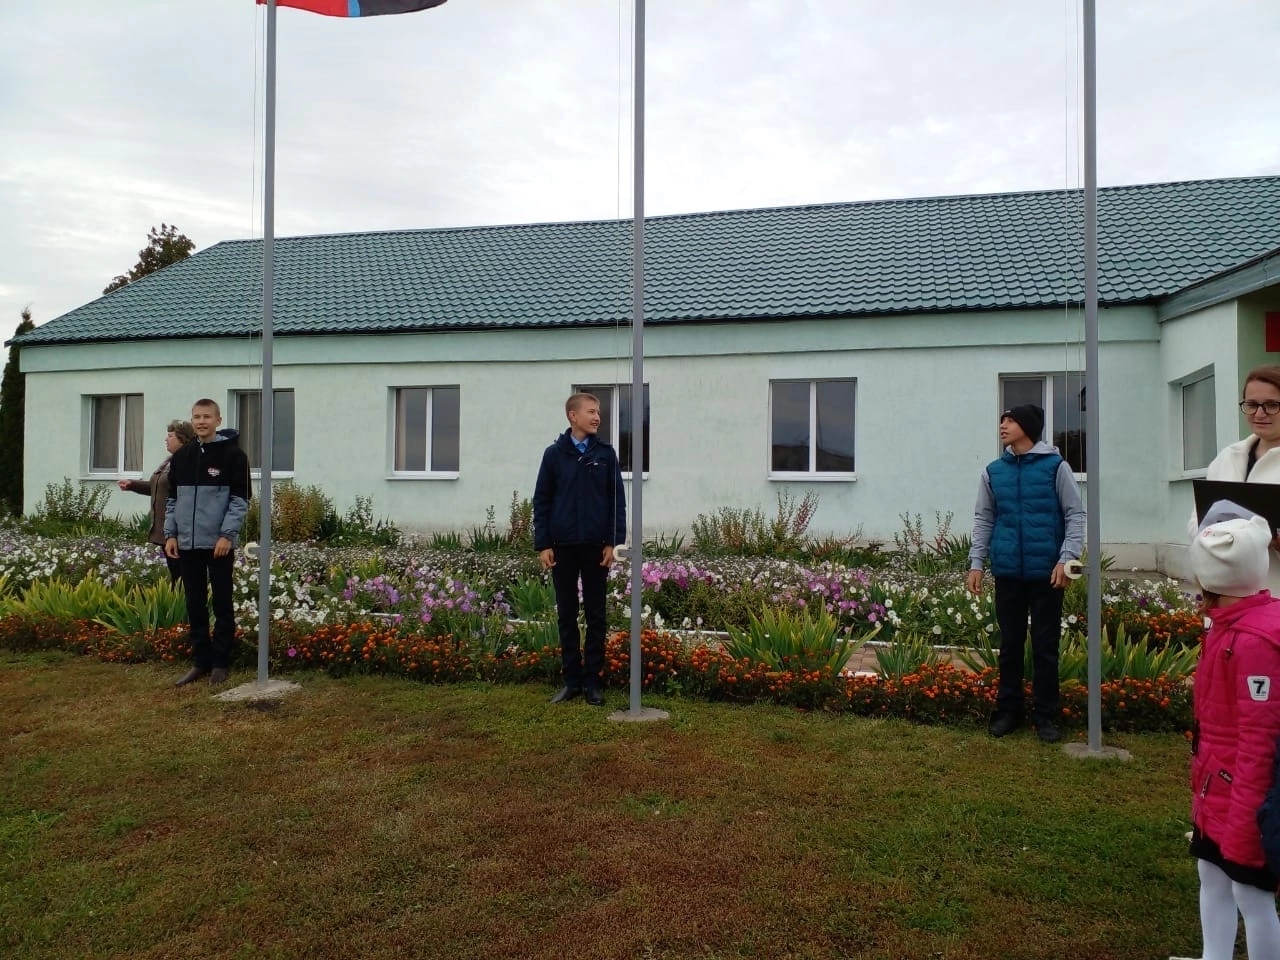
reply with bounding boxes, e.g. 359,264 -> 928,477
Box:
532,431 -> 627,551
164,429 -> 252,550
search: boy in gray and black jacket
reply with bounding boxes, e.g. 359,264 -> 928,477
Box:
164,398 -> 251,687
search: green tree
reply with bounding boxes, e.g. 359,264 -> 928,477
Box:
103,223 -> 195,294
0,306 -> 35,515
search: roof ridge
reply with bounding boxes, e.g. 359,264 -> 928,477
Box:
206,174 -> 1280,248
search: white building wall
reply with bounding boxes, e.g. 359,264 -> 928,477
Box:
21,306 -> 1168,558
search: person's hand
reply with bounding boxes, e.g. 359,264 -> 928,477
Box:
213,537 -> 232,558
539,548 -> 555,571
116,479 -> 131,490
1050,563 -> 1070,590
164,537 -> 179,559
601,545 -> 615,567
965,569 -> 983,596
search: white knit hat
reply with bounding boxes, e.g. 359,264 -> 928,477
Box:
1188,501 -> 1272,597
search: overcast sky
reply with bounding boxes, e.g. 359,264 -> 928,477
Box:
1,0 -> 1277,330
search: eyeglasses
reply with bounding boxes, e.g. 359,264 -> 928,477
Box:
1240,400 -> 1280,416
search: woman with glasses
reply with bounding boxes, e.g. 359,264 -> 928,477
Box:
1203,365 -> 1280,589
118,419 -> 196,584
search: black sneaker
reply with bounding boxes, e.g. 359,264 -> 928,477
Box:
987,712 -> 1021,738
1035,721 -> 1062,744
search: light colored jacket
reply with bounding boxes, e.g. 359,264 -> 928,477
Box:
1201,436 -> 1280,592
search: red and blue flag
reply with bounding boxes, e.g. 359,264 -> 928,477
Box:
258,0 -> 447,16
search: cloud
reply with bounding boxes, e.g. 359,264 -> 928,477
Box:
1,0 -> 1278,327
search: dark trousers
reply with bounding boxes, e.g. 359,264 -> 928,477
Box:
550,543 -> 609,689
993,576 -> 1064,723
179,550 -> 236,669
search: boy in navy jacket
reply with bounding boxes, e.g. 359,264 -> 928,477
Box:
533,392 -> 627,706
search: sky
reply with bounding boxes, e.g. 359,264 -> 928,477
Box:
1,0 -> 1278,330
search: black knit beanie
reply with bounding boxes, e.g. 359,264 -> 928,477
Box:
1002,404 -> 1045,442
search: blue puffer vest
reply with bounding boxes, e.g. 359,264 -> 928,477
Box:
987,449 -> 1065,580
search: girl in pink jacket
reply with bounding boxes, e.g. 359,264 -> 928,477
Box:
1180,502 -> 1280,960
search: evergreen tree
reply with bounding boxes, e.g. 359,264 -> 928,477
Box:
0,307 -> 35,515
103,223 -> 195,294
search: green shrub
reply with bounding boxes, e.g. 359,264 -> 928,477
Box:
94,581 -> 188,636
892,511 -> 972,574
722,606 -> 876,674
690,491 -> 819,557
505,492 -> 533,551
646,578 -> 775,631
324,495 -> 401,547
643,531 -> 685,558
507,576 -> 556,620
244,480 -> 333,542
36,478 -> 111,524
874,634 -> 944,680
430,531 -> 465,551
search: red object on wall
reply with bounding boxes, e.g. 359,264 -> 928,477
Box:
1267,313 -> 1280,353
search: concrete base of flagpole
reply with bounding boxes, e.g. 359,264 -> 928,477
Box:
1063,742 -> 1132,762
213,677 -> 302,703
608,706 -> 670,723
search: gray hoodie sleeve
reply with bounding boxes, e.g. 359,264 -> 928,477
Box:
163,495 -> 176,541
968,469 -> 994,570
1056,460 -> 1085,561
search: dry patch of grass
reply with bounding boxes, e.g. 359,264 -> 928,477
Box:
2,652 -> 1200,959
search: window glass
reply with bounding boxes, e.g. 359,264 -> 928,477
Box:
91,396 -> 122,471
574,384 -> 650,472
1052,373 -> 1087,473
431,386 -> 460,472
236,390 -> 295,472
1182,375 -> 1216,471
771,381 -> 811,471
815,380 -> 856,472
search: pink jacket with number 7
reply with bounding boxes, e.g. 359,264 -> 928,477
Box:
1192,590 -> 1280,869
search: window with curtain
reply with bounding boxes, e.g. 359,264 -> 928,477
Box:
234,389 -> 295,472
393,386 -> 460,473
769,379 -> 856,474
573,383 -> 650,473
89,394 -> 144,473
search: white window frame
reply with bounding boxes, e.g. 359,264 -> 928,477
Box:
232,388 -> 296,478
573,383 -> 650,478
388,385 -> 460,479
1178,367 -> 1216,476
767,378 -> 857,481
997,373 -> 1086,478
86,393 -> 144,476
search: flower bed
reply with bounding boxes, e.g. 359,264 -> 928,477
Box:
0,526 -> 1200,733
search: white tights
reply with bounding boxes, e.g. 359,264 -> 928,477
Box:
1198,858 -> 1280,960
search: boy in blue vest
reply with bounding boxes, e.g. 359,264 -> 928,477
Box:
966,404 -> 1085,742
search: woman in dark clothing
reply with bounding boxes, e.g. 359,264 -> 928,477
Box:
118,418 -> 195,584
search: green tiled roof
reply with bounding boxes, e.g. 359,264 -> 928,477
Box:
17,176 -> 1280,346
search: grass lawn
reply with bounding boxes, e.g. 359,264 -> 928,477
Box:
2,651 -> 1204,960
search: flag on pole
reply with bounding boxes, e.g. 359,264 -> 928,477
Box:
258,0 -> 446,16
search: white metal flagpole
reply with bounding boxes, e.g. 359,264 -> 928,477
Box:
626,0 -> 646,715
256,0 -> 278,685
1083,0 -> 1103,752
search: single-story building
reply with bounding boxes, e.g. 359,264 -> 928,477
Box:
13,175 -> 1280,572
